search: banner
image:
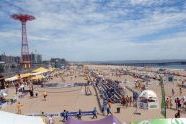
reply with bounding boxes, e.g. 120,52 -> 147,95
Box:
131,118 -> 186,124
160,76 -> 166,118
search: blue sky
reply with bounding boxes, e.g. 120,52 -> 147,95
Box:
0,0 -> 186,61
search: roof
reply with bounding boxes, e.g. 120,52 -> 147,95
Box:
19,73 -> 32,78
0,111 -> 45,124
32,67 -> 49,73
5,76 -> 18,82
139,90 -> 157,98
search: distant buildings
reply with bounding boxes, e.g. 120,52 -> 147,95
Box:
50,58 -> 67,68
0,53 -> 43,73
0,54 -> 20,73
42,58 -> 68,68
29,53 -> 42,67
0,53 -> 68,73
0,54 -> 20,64
0,62 -> 5,73
0,53 -> 42,66
42,60 -> 51,68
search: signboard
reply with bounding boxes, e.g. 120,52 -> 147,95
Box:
131,118 -> 186,124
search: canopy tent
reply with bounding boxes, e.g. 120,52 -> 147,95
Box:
0,111 -> 45,124
131,118 -> 186,124
19,73 -> 32,79
48,67 -> 55,72
5,76 -> 18,82
65,115 -> 123,124
5,73 -> 32,82
32,67 -> 49,74
32,72 -> 44,76
0,90 -> 8,97
31,75 -> 45,80
137,90 -> 159,109
138,90 -> 157,98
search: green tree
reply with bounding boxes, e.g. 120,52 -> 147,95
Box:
0,64 -> 4,73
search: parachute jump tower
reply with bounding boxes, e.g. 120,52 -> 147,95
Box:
11,14 -> 35,69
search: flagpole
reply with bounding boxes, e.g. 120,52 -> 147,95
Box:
159,75 -> 167,118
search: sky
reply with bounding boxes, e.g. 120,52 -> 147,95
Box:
0,0 -> 186,61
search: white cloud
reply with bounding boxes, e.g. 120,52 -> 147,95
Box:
130,0 -> 168,6
0,0 -> 186,60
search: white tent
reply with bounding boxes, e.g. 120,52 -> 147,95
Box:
0,91 -> 8,97
32,72 -> 44,76
5,76 -> 18,82
137,90 -> 159,109
0,111 -> 45,124
138,90 -> 157,98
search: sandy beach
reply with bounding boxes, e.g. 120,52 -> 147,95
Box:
1,65 -> 186,124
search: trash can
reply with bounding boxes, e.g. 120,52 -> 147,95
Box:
116,107 -> 120,113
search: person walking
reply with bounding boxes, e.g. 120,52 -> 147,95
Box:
16,102 -> 23,114
129,96 -> 133,107
122,96 -> 126,106
166,98 -> 169,109
177,98 -> 181,109
126,95 -> 129,108
48,115 -> 55,124
179,87 -> 182,96
175,110 -> 181,118
62,110 -> 67,121
77,109 -> 82,120
170,98 -> 173,109
92,107 -> 97,119
108,100 -> 112,109
43,91 -> 47,101
41,112 -> 46,124
106,106 -> 112,116
175,98 -> 178,110
62,110 -> 68,121
172,88 -> 175,96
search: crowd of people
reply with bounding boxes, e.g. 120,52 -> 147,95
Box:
121,95 -> 133,107
95,76 -> 124,104
165,86 -> 186,118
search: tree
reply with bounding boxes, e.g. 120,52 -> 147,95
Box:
0,64 -> 4,73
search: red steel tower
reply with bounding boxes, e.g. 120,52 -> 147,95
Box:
11,14 -> 35,69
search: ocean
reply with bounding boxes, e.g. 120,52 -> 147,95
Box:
87,60 -> 186,70
156,64 -> 186,70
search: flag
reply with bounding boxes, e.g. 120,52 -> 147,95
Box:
160,76 -> 166,118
